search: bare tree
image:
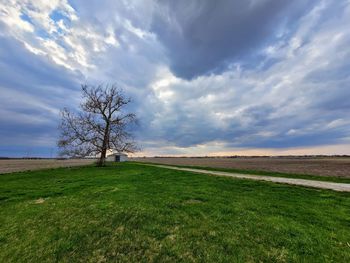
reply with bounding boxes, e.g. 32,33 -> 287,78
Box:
58,84 -> 138,166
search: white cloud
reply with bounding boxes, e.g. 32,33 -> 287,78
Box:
0,0 -> 349,156
0,0 -> 128,72
135,0 -> 350,153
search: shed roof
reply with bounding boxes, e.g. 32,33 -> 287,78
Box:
107,152 -> 128,156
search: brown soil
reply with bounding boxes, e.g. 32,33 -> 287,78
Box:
131,157 -> 350,178
0,159 -> 95,174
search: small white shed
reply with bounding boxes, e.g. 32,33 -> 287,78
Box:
106,153 -> 128,162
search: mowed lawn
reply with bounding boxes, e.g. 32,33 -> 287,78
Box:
0,163 -> 349,262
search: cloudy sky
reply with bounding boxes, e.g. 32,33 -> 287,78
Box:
0,0 -> 350,157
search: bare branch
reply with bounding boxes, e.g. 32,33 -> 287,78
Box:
58,84 -> 138,166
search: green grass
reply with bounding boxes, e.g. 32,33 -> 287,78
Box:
132,161 -> 350,184
0,162 -> 349,262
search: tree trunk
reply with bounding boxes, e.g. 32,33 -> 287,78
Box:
97,148 -> 107,167
97,121 -> 110,167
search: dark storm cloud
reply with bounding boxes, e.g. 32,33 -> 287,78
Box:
151,0 -> 315,79
1,0 -> 350,156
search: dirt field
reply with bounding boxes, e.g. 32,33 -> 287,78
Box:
0,159 -> 96,174
132,157 -> 350,178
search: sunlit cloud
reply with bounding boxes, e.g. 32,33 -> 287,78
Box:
0,0 -> 349,156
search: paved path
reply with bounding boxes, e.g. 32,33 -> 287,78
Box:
140,164 -> 350,192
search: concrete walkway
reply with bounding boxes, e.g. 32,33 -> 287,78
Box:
141,164 -> 350,192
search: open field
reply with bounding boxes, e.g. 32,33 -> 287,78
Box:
1,162 -> 350,262
137,163 -> 350,191
0,159 -> 96,174
132,157 -> 350,178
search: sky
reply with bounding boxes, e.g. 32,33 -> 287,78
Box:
0,0 -> 350,157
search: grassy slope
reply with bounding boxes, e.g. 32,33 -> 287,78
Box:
132,161 -> 350,184
0,162 -> 349,262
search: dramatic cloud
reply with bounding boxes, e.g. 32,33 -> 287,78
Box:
0,35 -> 81,156
0,0 -> 349,157
151,0 -> 316,79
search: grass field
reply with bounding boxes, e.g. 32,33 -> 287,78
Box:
132,162 -> 350,184
132,157 -> 350,178
1,162 -> 350,262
